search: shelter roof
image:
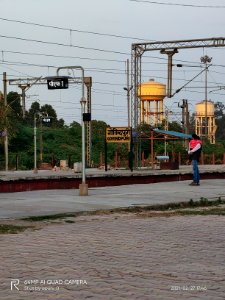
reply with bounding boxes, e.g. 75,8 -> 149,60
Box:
153,129 -> 192,139
132,129 -> 192,140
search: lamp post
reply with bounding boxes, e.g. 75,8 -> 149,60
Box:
3,72 -> 8,171
123,86 -> 133,129
34,112 -> 53,173
33,112 -> 42,174
200,55 -> 212,139
56,66 -> 88,196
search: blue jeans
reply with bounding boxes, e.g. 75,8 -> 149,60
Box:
192,159 -> 200,183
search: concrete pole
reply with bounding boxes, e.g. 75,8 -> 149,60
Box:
33,114 -> 38,173
185,100 -> 189,148
3,72 -> 8,171
200,55 -> 212,139
124,59 -> 133,151
160,49 -> 178,98
39,118 -> 43,163
56,66 -> 88,195
56,66 -> 88,194
126,59 -> 130,128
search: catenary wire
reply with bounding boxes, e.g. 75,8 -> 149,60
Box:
129,0 -> 225,8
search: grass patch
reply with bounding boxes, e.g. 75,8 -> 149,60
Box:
178,207 -> 225,216
0,224 -> 30,234
21,213 -> 76,222
20,197 -> 225,222
106,197 -> 225,214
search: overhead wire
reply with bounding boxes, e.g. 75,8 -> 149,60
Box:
1,49 -> 125,63
0,34 -> 128,55
1,15 -> 225,125
0,16 -> 150,41
129,0 -> 225,8
2,59 -> 224,89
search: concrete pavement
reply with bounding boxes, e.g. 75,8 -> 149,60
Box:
1,178 -> 225,299
0,179 -> 225,219
1,211 -> 225,299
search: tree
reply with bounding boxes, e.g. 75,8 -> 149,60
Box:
26,101 -> 41,126
7,92 -> 22,120
40,104 -> 57,122
214,101 -> 225,119
0,93 -> 19,142
0,100 -> 7,135
91,120 -> 109,137
168,121 -> 183,132
69,121 -> 81,141
57,118 -> 65,128
214,102 -> 225,140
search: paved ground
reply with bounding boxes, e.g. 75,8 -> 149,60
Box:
0,179 -> 225,219
1,164 -> 225,180
0,178 -> 225,299
1,213 -> 225,300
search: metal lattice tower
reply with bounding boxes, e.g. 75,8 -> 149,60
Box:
8,76 -> 93,167
131,37 -> 225,132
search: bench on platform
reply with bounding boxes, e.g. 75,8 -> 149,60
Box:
155,156 -> 179,170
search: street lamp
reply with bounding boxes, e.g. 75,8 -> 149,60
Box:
56,66 -> 88,196
33,112 -> 42,174
33,111 -> 52,173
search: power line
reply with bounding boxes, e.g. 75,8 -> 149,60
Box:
0,16 -> 150,41
0,59 -> 57,69
129,0 -> 225,8
0,60 -> 127,76
1,49 -> 125,63
2,59 -> 223,87
2,56 -> 225,76
0,34 -> 128,55
3,48 -> 225,70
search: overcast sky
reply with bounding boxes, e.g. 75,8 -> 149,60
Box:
1,0 -> 225,126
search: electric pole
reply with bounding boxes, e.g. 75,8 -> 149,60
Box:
160,49 -> 178,98
179,99 -> 189,147
124,59 -> 133,151
200,55 -> 212,139
3,72 -> 8,171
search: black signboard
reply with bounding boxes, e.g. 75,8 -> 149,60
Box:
47,77 -> 69,90
83,113 -> 91,122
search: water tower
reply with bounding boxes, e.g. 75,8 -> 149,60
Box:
138,79 -> 166,126
195,100 -> 217,144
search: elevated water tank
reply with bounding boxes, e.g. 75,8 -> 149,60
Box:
195,100 -> 216,144
138,79 -> 166,100
195,100 -> 214,116
138,79 -> 166,125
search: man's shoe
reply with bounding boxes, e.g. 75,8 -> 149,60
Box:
189,182 -> 200,186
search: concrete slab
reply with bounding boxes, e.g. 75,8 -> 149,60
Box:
1,165 -> 225,193
0,179 -> 224,219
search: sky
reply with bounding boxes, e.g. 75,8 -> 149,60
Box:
1,0 -> 225,127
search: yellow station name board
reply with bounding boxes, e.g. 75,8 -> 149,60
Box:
106,127 -> 131,143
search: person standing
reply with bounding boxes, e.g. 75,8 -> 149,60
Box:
188,134 -> 202,186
